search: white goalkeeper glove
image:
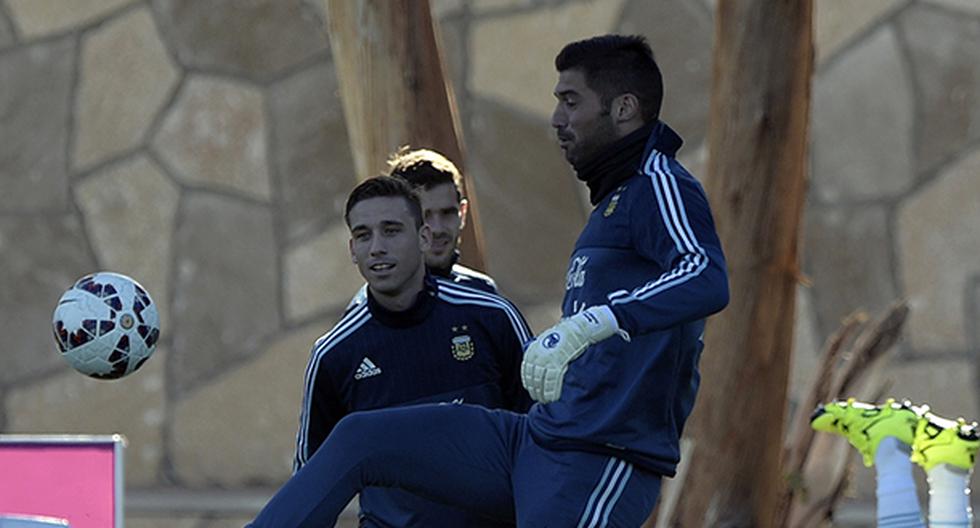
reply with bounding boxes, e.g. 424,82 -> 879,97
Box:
521,306 -> 627,403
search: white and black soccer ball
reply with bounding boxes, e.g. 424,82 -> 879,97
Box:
52,272 -> 160,380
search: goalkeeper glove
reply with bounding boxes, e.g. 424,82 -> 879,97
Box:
521,306 -> 626,403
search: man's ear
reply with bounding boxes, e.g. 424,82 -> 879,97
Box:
419,223 -> 432,252
612,93 -> 641,123
458,197 -> 469,230
349,239 -> 357,264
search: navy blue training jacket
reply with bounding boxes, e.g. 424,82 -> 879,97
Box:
296,276 -> 531,527
528,122 -> 730,477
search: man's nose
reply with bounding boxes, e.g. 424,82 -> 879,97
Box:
551,105 -> 566,129
369,235 -> 387,255
427,216 -> 447,235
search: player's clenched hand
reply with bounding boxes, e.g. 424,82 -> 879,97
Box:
521,306 -> 624,403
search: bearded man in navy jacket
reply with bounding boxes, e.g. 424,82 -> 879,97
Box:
250,34 -> 728,528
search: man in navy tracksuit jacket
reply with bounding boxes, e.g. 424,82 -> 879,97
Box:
250,34 -> 728,528
297,275 -> 531,527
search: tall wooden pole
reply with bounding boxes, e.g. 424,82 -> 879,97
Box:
324,0 -> 486,270
666,1 -> 813,526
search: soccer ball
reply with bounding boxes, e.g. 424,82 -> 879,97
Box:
52,272 -> 160,379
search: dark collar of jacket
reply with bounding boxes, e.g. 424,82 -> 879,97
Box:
575,120 -> 684,206
366,274 -> 438,328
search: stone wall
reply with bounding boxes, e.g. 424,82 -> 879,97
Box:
1,0 -> 978,525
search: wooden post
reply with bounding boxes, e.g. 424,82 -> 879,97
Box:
665,0 -> 813,526
323,0 -> 486,270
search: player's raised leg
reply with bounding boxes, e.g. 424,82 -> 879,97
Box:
910,411 -> 978,527
811,398 -> 925,528
249,403 -> 519,527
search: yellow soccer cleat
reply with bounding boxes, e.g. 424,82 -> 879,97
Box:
811,397 -> 922,467
910,412 -> 979,472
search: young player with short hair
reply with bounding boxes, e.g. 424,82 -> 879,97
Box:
296,176 -> 531,527
346,148 -> 496,313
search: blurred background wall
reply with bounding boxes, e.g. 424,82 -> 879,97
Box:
1,0 -> 978,526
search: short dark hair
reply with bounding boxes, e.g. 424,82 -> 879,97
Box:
555,34 -> 663,122
345,176 -> 423,228
386,147 -> 464,200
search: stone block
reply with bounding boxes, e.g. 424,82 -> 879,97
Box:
469,0 -> 535,14
154,76 -> 271,201
0,215 -> 96,385
431,0 -> 464,19
899,5 -> 980,171
0,10 -> 15,48
924,0 -> 980,15
6,0 -> 129,38
5,348 -> 168,487
171,193 -> 279,393
73,7 -> 178,170
887,356 -> 979,423
284,222 -> 364,322
789,286 -> 822,410
172,323 -> 328,486
465,97 -> 587,306
433,3 -> 467,101
804,205 -> 898,341
811,26 -> 914,202
814,0 -> 902,63
151,0 -> 328,80
76,156 -> 178,334
469,0 -> 626,118
268,63 -> 357,241
897,147 -> 980,350
618,0 -> 713,146
0,37 -> 73,212
970,278 -> 980,349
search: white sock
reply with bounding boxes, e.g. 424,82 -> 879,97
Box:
927,463 -> 973,527
875,436 -> 925,527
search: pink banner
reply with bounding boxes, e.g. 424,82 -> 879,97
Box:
0,443 -> 116,528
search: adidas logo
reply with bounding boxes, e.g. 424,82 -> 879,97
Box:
354,357 -> 382,380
